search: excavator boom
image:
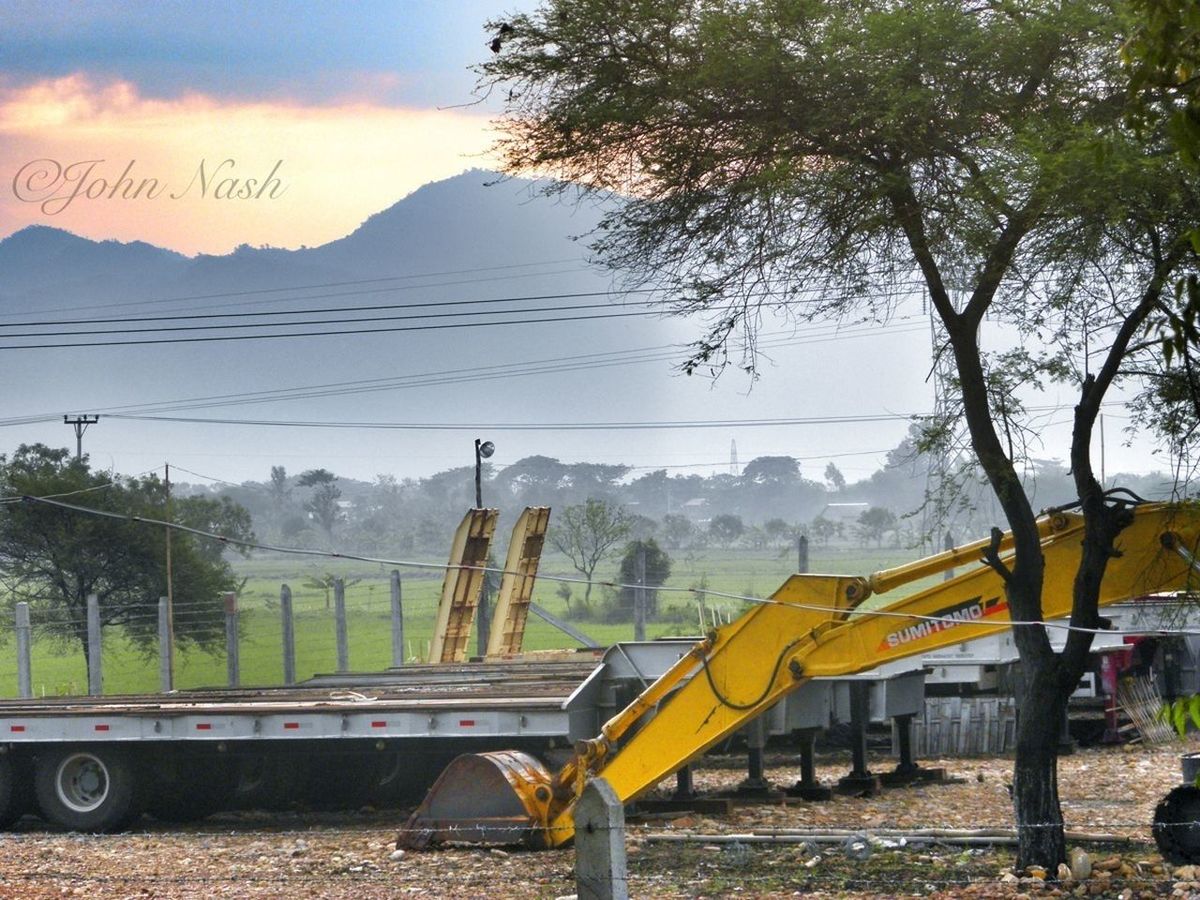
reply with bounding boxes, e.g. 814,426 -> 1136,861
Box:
400,503 -> 1200,850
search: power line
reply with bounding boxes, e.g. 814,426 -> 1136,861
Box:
0,257 -> 588,319
0,299 -> 651,339
0,319 -> 930,425
0,288 -> 656,330
100,401 -> 1120,433
0,308 -> 658,351
106,412 -> 922,431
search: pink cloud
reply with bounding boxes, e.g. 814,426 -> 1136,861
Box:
0,76 -> 498,255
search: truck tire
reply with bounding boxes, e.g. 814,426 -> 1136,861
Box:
34,747 -> 142,832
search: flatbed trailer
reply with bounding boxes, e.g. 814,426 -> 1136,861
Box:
0,655 -> 605,832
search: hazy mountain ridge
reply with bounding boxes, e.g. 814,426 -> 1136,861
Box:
0,170 -> 660,452
0,171 -> 607,309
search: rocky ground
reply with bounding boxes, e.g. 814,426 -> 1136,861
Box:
0,742 -> 1194,899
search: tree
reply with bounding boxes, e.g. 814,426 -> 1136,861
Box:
1123,0 -> 1200,447
480,0 -> 1200,869
707,514 -> 744,546
763,517 -> 790,546
303,572 -> 363,611
660,513 -> 696,550
1124,0 -> 1200,167
617,539 -> 673,617
268,465 -> 290,510
740,456 -> 799,486
298,468 -> 342,539
810,515 -> 837,546
549,499 -> 631,609
0,444 -> 252,663
824,463 -> 846,494
856,507 -> 898,548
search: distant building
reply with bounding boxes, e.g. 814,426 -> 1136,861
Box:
818,502 -> 868,528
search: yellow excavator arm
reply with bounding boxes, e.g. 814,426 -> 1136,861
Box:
401,502 -> 1200,850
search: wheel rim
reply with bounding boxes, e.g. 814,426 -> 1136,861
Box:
54,753 -> 110,813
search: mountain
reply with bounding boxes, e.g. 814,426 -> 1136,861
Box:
0,171 -> 709,482
0,225 -> 189,303
0,171 -> 608,307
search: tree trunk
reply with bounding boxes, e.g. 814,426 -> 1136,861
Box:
1012,662 -> 1068,871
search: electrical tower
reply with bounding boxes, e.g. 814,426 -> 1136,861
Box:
63,414 -> 100,461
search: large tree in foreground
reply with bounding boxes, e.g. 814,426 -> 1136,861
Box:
480,0 -> 1200,869
0,445 -> 253,662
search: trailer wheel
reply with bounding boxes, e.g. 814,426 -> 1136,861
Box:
34,747 -> 141,832
1154,785 -> 1200,864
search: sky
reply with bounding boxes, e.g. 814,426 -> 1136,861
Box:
0,1 -> 505,254
0,1 -> 1174,496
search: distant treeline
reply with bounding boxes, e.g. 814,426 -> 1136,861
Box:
177,428 -> 1178,560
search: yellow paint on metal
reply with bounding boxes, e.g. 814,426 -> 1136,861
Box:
486,507 -> 551,658
523,503 -> 1200,847
427,508 -> 498,664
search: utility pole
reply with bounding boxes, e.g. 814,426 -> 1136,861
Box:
164,463 -> 175,687
473,439 -> 495,657
63,414 -> 100,460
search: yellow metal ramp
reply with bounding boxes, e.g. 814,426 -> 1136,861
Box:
427,508 -> 498,663
487,507 -> 551,658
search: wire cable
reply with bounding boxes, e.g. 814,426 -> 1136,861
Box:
17,494 -> 1200,641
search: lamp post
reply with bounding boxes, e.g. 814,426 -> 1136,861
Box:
474,439 -> 494,508
474,439 -> 494,657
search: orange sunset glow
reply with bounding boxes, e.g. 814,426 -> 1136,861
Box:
0,76 -> 499,255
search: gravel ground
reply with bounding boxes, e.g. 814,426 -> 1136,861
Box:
0,742 -> 1193,899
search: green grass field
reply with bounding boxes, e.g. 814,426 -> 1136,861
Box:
0,541 -> 939,699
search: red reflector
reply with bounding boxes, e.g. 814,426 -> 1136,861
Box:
196,723 -> 212,731
94,724 -> 110,732
371,721 -> 387,728
283,722 -> 300,730
459,719 -> 476,727
10,725 -> 25,733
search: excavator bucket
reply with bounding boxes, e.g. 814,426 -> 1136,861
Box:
397,750 -> 554,850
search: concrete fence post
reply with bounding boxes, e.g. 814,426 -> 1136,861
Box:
633,545 -> 647,642
390,570 -> 404,667
334,578 -> 349,673
574,777 -> 629,900
157,597 -> 173,692
224,592 -> 239,688
15,602 -> 31,699
281,584 -> 296,685
86,594 -> 102,696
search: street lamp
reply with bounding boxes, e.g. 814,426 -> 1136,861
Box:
473,439 -> 495,657
474,439 -> 494,508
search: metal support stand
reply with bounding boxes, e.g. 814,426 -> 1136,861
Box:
836,682 -> 881,796
724,718 -> 784,800
880,713 -> 948,786
673,765 -> 696,801
786,728 -> 832,801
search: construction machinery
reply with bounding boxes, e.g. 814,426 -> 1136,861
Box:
399,501 -> 1200,850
